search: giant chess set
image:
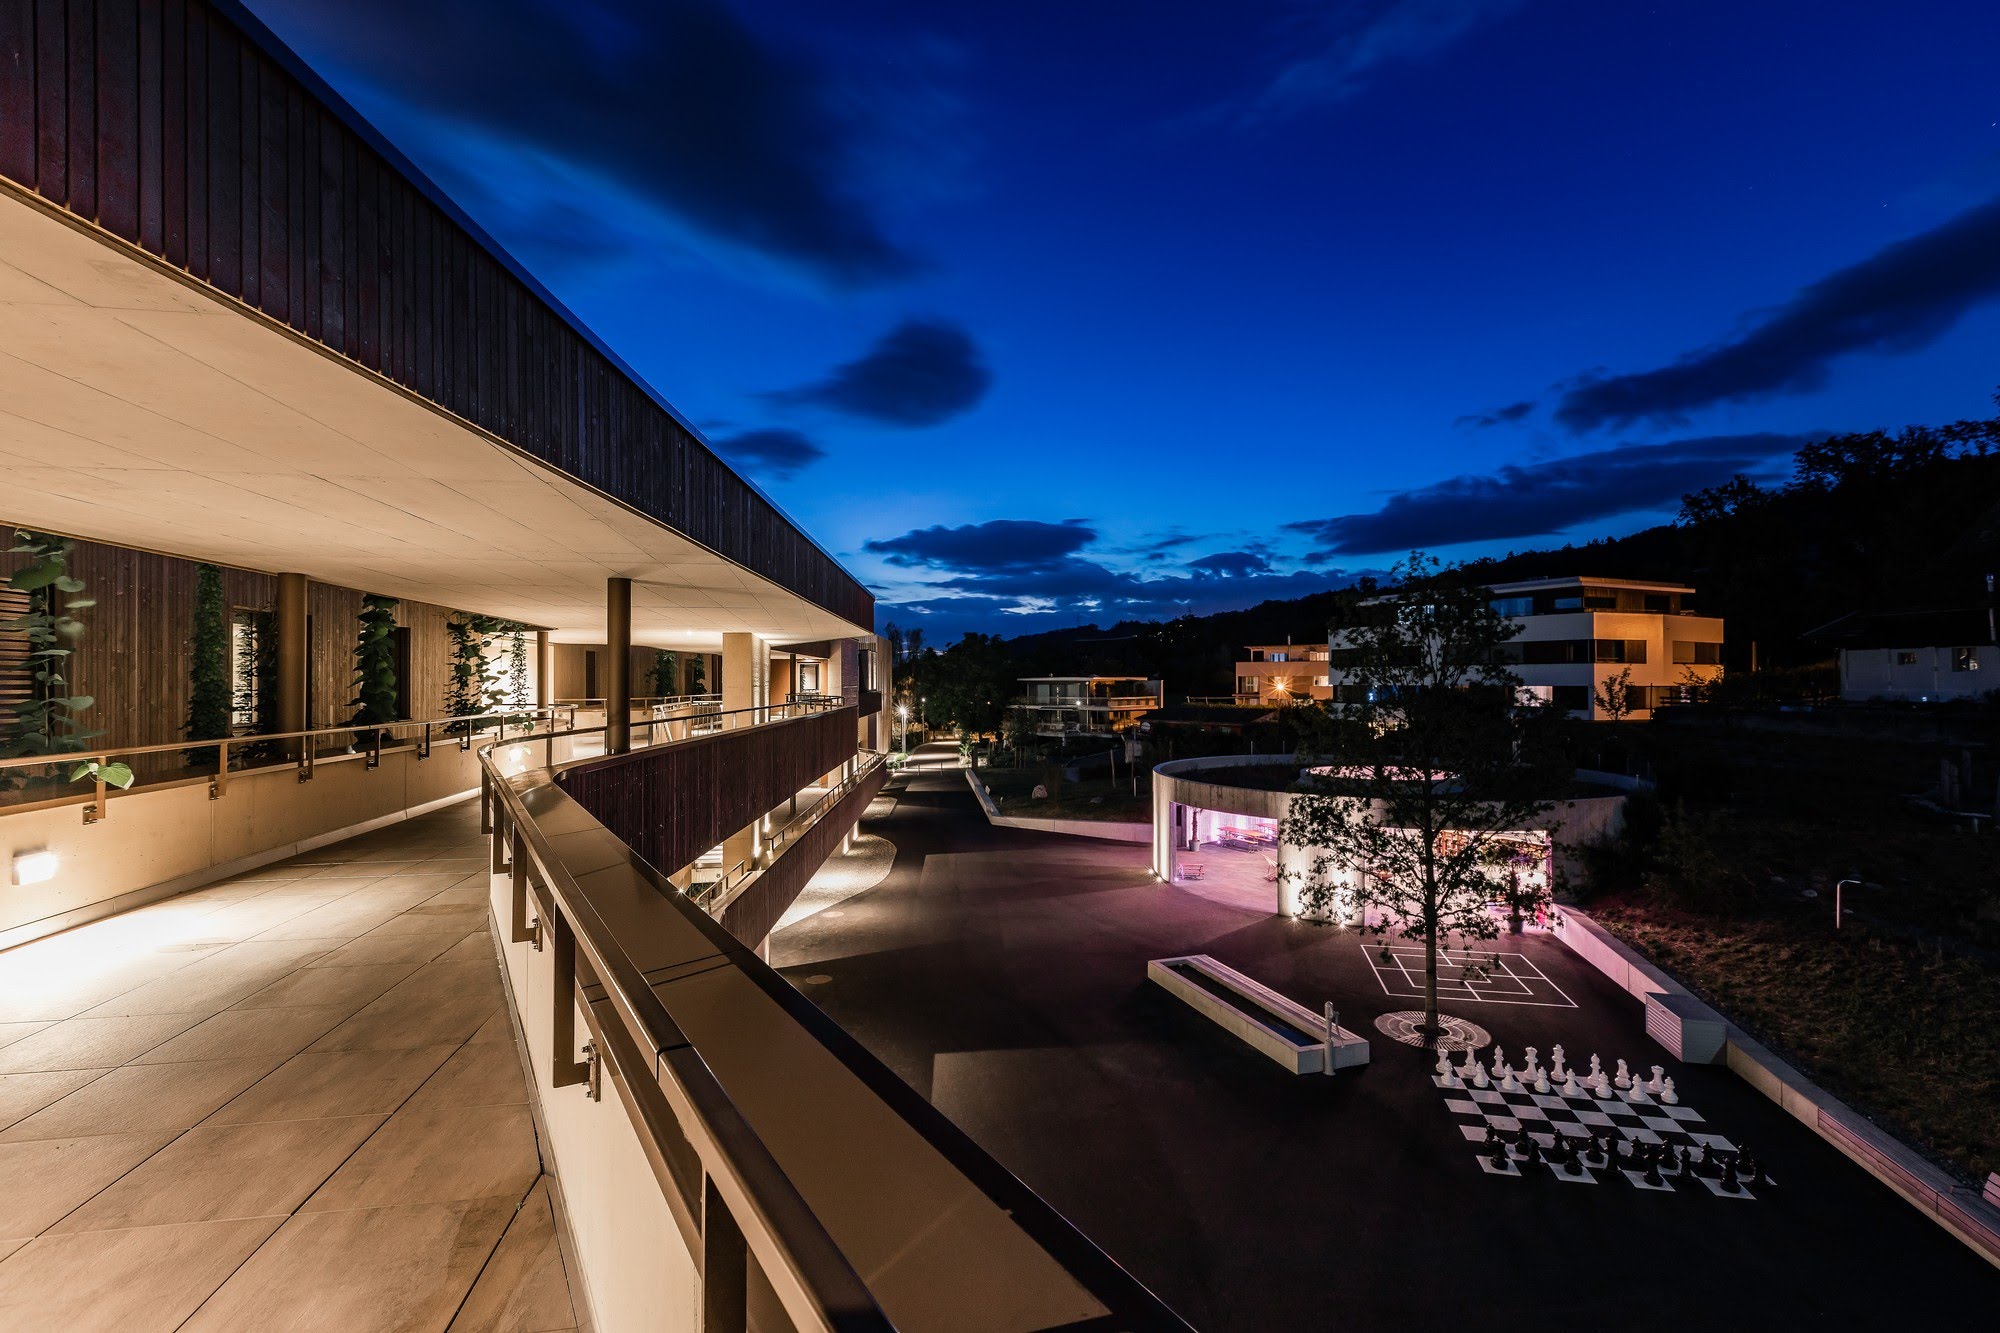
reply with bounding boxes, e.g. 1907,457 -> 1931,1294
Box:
1432,1043 -> 1773,1197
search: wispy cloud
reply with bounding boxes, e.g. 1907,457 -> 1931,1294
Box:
1225,0 -> 1528,125
766,319 -> 992,427
1285,432 -> 1814,555
249,0 -> 926,287
1556,194 -> 2000,431
710,428 -> 827,481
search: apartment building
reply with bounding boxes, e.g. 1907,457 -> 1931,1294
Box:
1233,643 -> 1333,705
1015,675 -> 1163,737
1318,576 -> 1724,720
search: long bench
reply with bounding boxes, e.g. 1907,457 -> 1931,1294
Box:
1147,954 -> 1370,1074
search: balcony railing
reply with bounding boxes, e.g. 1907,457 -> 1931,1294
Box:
0,705 -> 582,823
478,712 -> 1191,1332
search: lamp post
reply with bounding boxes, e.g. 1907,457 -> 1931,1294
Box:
897,703 -> 909,759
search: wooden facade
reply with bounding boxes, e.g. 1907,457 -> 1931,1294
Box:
0,0 -> 871,629
0,533 -> 470,752
557,707 -> 859,882
718,763 -> 888,948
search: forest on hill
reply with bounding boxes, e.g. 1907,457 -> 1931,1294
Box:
900,400 -> 2000,706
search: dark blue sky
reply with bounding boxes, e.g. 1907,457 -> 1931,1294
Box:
249,0 -> 2000,639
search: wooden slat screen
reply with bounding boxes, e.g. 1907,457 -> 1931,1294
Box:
718,763 -> 887,948
558,708 -> 859,882
0,0 -> 872,629
0,588 -> 28,746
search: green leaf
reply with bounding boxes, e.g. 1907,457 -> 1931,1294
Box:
68,695 -> 93,710
63,597 -> 96,610
98,762 -> 136,789
52,576 -> 85,593
9,564 -> 61,591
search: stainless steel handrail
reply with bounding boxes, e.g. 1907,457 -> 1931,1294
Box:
695,752 -> 888,916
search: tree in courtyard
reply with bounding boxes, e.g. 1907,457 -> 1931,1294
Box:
1279,553 -> 1569,1041
923,631 -> 1016,740
1593,667 -> 1638,722
650,648 -> 680,696
185,563 -> 231,765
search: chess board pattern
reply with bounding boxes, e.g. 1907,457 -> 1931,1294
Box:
1432,1071 -> 1760,1197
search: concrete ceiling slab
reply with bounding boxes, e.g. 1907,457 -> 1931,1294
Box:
0,192 -> 867,650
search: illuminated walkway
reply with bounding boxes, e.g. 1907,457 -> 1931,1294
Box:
0,801 -> 579,1332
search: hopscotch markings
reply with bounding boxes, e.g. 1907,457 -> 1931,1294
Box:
1362,944 -> 1578,1009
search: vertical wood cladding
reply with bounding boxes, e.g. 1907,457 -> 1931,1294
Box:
0,534 -> 462,750
557,708 -> 859,881
0,0 -> 871,629
717,763 -> 887,949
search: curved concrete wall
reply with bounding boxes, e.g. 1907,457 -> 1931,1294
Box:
1150,754 -> 1626,919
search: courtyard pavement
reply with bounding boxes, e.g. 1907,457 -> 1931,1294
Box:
771,745 -> 1998,1331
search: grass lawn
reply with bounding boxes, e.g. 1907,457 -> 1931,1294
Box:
1592,899 -> 1999,1181
978,767 -> 1152,822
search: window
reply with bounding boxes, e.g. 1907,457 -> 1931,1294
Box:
1644,593 -> 1675,613
1236,676 -> 1257,695
1522,639 -> 1589,665
1268,651 -> 1290,662
797,661 -> 820,693
1550,685 -> 1589,712
1672,640 -> 1722,666
1894,651 -> 1918,667
1582,587 -> 1618,610
1313,675 -> 1330,687
1952,647 -> 1981,673
1594,638 -> 1648,664
1489,596 -> 1534,618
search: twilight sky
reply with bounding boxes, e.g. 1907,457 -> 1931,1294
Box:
247,0 -> 2000,640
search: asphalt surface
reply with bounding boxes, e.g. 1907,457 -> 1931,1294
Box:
771,744 -> 1998,1331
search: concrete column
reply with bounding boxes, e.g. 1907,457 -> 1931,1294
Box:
534,632 -> 554,707
721,632 -> 757,716
606,578 -> 632,754
275,573 -> 309,756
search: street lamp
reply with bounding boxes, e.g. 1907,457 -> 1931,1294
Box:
1835,878 -> 1859,931
896,703 -> 909,758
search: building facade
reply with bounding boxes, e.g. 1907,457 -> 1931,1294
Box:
1811,608 -> 1998,702
1233,643 -> 1333,705
1320,576 -> 1724,720
1015,675 -> 1162,737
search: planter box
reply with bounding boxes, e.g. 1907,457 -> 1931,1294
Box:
1644,991 -> 1726,1064
1147,954 -> 1369,1075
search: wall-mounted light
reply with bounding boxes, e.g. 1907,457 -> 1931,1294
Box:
12,850 -> 58,886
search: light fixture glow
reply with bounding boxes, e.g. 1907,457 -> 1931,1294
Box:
12,850 -> 58,886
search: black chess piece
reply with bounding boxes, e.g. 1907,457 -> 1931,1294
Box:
1678,1145 -> 1694,1175
1720,1158 -> 1740,1193
1642,1155 -> 1664,1188
1523,1136 -> 1543,1167
1747,1156 -> 1770,1190
1487,1137 -> 1508,1170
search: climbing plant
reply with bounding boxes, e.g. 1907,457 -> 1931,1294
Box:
686,653 -> 706,694
185,564 -> 230,766
1,531 -> 131,791
350,594 -> 400,745
650,648 -> 679,696
508,630 -> 530,706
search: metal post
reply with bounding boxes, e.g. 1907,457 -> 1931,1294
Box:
1323,1004 -> 1339,1077
701,1176 -> 748,1333
1835,878 -> 1858,930
275,573 -> 309,761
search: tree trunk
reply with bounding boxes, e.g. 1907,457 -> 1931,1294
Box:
1424,930 -> 1439,1039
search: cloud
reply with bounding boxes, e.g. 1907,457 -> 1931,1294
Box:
710,428 -> 826,480
1229,0 -> 1527,124
864,518 -> 1094,572
864,519 -> 1367,639
1455,400 -> 1535,429
1188,550 -> 1275,578
1556,194 -> 2000,431
248,0 -> 922,287
767,320 -> 992,426
1286,432 -> 1813,555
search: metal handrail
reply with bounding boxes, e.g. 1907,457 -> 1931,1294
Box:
478,707 -> 1193,1332
692,752 -> 888,916
0,704 -> 581,823
479,707 -> 892,1332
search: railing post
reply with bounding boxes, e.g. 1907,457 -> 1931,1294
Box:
510,828 -> 537,946
701,1176 -> 748,1333
211,740 -> 228,801
480,765 -> 494,836
550,909 -> 590,1089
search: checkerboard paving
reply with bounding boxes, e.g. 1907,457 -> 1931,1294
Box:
1432,1070 -> 1765,1197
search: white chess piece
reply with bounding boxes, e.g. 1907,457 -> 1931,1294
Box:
1459,1046 -> 1479,1080
1593,1070 -> 1612,1097
1588,1053 -> 1603,1081
1660,1077 -> 1678,1105
1501,1068 -> 1522,1093
1533,1068 -> 1551,1094
1523,1046 -> 1540,1078
1626,1077 -> 1651,1105
1436,1048 -> 1454,1077
1560,1069 -> 1580,1097
1471,1059 -> 1490,1089
1614,1059 -> 1631,1089
1550,1044 -> 1567,1080
1647,1065 -> 1665,1094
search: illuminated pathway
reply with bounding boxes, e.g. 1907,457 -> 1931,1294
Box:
0,801 -> 578,1332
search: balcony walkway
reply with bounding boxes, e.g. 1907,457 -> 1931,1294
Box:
0,800 -> 582,1332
